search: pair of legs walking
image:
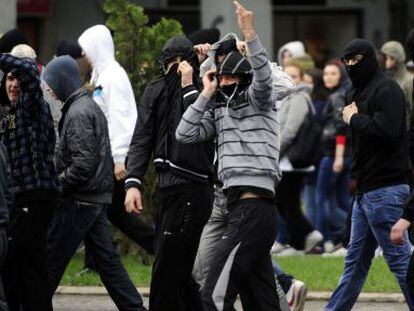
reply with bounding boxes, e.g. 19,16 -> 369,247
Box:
84,178 -> 155,270
194,187 -> 290,310
326,184 -> 413,310
201,197 -> 281,311
47,198 -> 145,311
149,182 -> 213,311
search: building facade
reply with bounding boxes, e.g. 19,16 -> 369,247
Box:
0,0 -> 413,66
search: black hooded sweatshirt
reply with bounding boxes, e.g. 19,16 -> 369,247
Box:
343,39 -> 410,193
125,36 -> 214,190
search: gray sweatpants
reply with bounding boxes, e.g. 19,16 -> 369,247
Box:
192,187 -> 290,311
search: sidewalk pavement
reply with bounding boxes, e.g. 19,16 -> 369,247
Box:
55,286 -> 406,303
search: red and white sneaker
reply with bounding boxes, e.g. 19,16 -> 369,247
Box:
285,279 -> 307,311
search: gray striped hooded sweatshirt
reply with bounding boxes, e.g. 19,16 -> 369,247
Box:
176,37 -> 281,195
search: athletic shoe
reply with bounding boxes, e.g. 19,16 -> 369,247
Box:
271,241 -> 287,254
304,230 -> 323,252
324,241 -> 343,253
285,279 -> 307,311
322,247 -> 347,257
276,247 -> 304,257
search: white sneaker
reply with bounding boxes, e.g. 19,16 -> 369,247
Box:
324,241 -> 342,253
271,241 -> 287,254
375,247 -> 383,257
285,279 -> 307,311
304,230 -> 323,252
276,247 -> 304,257
322,247 -> 347,257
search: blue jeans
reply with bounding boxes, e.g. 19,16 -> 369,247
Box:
316,157 -> 351,242
325,184 -> 413,311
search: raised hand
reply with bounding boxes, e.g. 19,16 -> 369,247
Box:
201,69 -> 218,99
233,1 -> 256,42
177,61 -> 194,88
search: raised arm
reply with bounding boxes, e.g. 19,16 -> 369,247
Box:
176,69 -> 216,144
233,1 -> 274,111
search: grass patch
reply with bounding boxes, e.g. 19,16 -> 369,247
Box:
61,254 -> 401,293
61,254 -> 152,287
276,255 -> 400,292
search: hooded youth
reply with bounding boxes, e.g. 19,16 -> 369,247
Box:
381,41 -> 413,127
78,25 -> 137,165
343,39 -> 409,193
43,55 -> 113,203
277,41 -> 306,66
176,36 -> 281,194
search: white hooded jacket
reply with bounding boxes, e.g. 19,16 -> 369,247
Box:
78,25 -> 137,164
277,41 -> 306,66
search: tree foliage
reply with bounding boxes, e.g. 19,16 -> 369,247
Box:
104,0 -> 183,98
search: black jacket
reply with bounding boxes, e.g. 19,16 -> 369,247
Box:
349,72 -> 410,193
56,88 -> 113,203
0,142 -> 13,227
125,77 -> 215,189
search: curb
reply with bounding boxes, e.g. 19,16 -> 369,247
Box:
55,286 -> 406,303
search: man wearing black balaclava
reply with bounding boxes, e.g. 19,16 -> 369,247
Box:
325,39 -> 413,311
124,35 -> 215,310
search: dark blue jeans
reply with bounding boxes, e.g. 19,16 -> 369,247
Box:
316,156 -> 351,242
47,198 -> 145,311
325,184 -> 413,311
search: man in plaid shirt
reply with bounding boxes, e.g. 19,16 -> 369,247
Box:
0,49 -> 59,311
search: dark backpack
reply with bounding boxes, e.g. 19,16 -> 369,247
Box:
286,93 -> 322,168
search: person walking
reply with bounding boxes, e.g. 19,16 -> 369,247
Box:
176,2 -> 282,309
325,39 -> 413,311
43,55 -> 146,311
77,25 -> 155,263
123,33 -> 215,310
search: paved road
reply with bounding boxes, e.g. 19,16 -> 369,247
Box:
53,295 -> 409,310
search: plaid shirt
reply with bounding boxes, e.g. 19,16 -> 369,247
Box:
0,54 -> 59,197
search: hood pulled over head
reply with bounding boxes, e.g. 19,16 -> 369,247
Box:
381,41 -> 406,64
78,25 -> 115,84
277,41 -> 306,66
159,35 -> 197,73
43,55 -> 82,102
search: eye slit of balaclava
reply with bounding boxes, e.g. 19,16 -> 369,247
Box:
342,39 -> 379,88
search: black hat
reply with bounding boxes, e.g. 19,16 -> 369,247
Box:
56,40 -> 83,59
187,28 -> 220,46
217,51 -> 253,82
0,28 -> 28,53
159,35 -> 194,66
